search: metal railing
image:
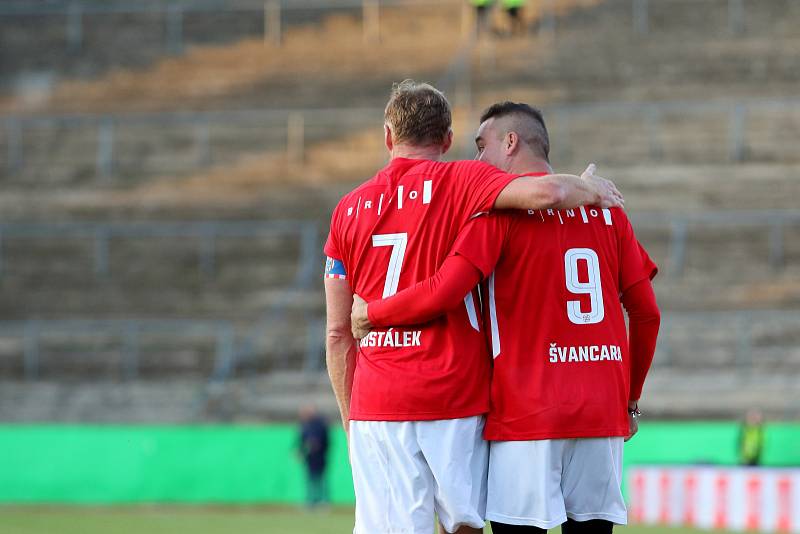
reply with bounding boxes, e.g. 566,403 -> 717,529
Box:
0,0 -> 787,45
0,209 -> 795,281
0,209 -> 797,382
629,209 -> 800,276
655,309 -> 800,368
0,0 -> 462,53
0,219 -> 322,382
1,306 -> 797,383
629,0 -> 750,36
1,107 -> 379,179
0,219 -> 319,280
4,97 -> 798,179
0,318 -> 236,381
0,296 -> 324,382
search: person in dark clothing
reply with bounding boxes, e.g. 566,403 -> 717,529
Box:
298,405 -> 330,507
503,0 -> 526,36
471,0 -> 494,36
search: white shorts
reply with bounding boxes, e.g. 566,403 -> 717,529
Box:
349,416 -> 488,534
486,437 -> 627,529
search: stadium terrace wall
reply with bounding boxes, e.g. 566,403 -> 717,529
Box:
0,422 -> 797,504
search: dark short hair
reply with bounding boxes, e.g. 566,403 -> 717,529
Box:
480,101 -> 550,160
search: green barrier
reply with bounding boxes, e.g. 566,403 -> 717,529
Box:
0,422 -> 797,504
761,422 -> 800,466
623,421 -> 741,467
0,425 -> 354,504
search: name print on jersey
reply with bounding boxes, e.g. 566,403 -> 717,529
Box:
548,342 -> 623,363
527,206 -> 613,226
359,328 -> 423,348
346,180 -> 433,217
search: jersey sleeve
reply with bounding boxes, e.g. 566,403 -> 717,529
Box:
622,279 -> 661,401
367,255 -> 482,327
323,204 -> 343,260
324,256 -> 347,280
614,209 -> 658,293
456,161 -> 519,216
450,213 -> 511,279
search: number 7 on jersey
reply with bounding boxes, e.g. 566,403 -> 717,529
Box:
372,233 -> 408,298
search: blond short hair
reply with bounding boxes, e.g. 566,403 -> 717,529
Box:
384,80 -> 452,147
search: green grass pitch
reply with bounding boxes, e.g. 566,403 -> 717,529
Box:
1,506 -> 734,534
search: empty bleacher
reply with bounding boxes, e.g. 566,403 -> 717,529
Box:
1,0 -> 798,422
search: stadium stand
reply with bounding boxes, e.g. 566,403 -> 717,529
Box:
1,0 -> 799,421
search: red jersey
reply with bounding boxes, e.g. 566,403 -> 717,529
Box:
453,204 -> 657,440
324,157 -> 519,421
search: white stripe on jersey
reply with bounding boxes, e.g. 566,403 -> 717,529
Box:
423,180 -> 432,204
464,292 -> 480,332
488,272 -> 501,358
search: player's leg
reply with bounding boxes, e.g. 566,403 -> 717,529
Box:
485,439 -> 568,530
417,416 -> 489,534
561,437 -> 627,529
447,525 -> 483,534
350,420 -> 436,534
560,518 -> 614,534
308,470 -> 323,506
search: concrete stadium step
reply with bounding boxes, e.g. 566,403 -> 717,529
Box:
596,164 -> 800,212
1,3 -> 463,112
0,3 -> 361,87
2,365 -> 799,423
655,310 -> 800,370
0,233 -> 321,317
643,368 -> 800,419
3,100 -> 798,190
0,285 -> 322,318
0,234 -> 306,284
0,378 -> 210,423
488,32 -> 800,99
3,0 -> 798,192
0,308 -> 322,380
0,374 -> 340,423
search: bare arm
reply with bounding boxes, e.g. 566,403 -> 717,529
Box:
494,164 -> 624,210
324,277 -> 358,430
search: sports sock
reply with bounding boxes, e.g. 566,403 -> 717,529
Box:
490,521 -> 546,533
560,518 -> 614,534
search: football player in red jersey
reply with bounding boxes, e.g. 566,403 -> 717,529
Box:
350,102 -> 661,534
324,82 -> 625,534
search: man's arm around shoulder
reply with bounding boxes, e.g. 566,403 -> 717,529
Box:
495,164 -> 624,210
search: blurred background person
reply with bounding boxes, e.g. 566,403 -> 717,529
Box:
470,0 -> 495,36
739,408 -> 765,467
503,0 -> 527,36
298,404 -> 330,508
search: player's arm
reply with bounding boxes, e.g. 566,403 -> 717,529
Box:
494,164 -> 624,210
351,215 -> 505,338
614,209 -> 660,441
620,277 -> 660,443
324,258 -> 357,431
351,255 -> 481,339
622,278 -> 661,407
